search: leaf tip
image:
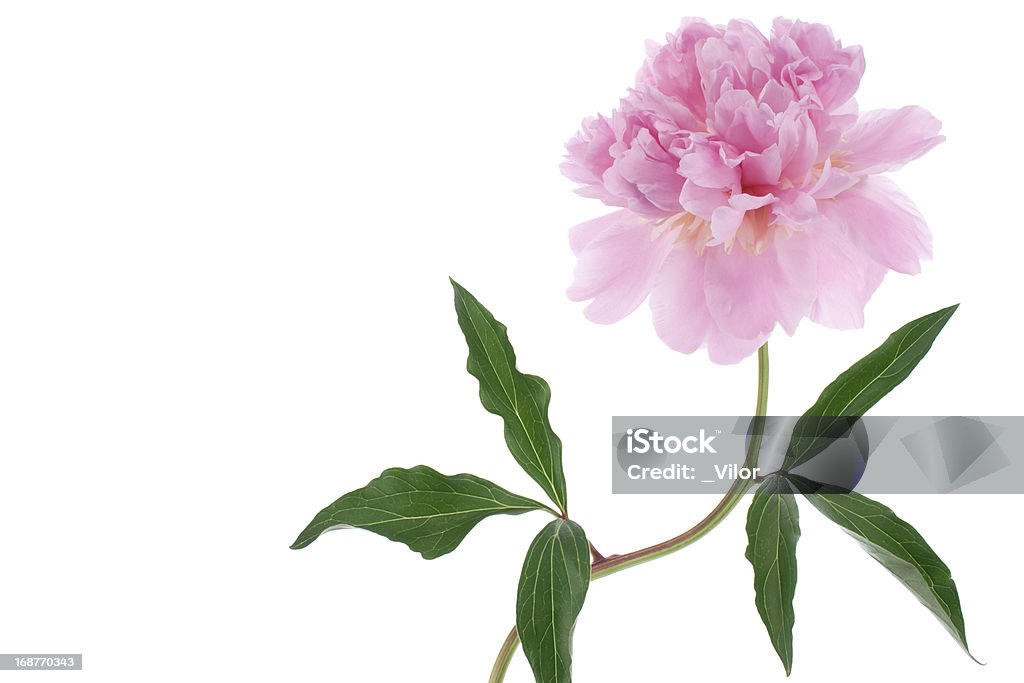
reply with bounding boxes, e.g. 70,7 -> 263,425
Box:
965,648 -> 984,666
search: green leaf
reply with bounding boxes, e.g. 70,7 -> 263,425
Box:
450,279 -> 568,514
745,475 -> 801,675
516,519 -> 590,683
290,466 -> 552,559
784,304 -> 958,470
793,477 -> 974,659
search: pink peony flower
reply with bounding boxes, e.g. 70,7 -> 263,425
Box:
563,17 -> 942,363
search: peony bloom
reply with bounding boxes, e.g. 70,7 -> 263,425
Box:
563,17 -> 942,363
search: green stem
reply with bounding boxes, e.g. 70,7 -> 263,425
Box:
487,343 -> 770,682
487,625 -> 521,683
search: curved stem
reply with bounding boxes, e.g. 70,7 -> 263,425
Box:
487,343 -> 769,682
488,625 -> 521,683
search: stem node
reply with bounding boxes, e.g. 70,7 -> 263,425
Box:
487,343 -> 770,681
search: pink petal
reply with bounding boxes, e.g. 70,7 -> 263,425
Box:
805,216 -> 887,328
839,106 -> 944,174
567,212 -> 676,324
712,88 -> 775,153
680,180 -> 729,219
758,79 -> 794,112
704,231 -> 816,338
777,105 -> 819,182
710,193 -> 776,243
678,143 -> 740,189
705,327 -> 769,364
613,128 -> 685,212
650,246 -> 712,354
772,190 -> 818,225
568,210 -> 631,256
819,176 -> 932,274
808,158 -> 858,199
649,246 -> 768,364
740,144 -> 782,187
638,18 -> 721,124
710,205 -> 745,243
771,18 -> 864,111
562,115 -> 618,205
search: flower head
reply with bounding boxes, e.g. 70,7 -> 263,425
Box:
563,17 -> 942,363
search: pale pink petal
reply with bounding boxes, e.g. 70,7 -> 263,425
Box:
805,216 -> 886,329
637,18 -> 721,124
678,143 -> 739,189
710,193 -> 776,243
649,246 -> 768,364
712,88 -> 776,152
838,106 -> 944,174
771,18 -> 864,111
704,231 -> 816,338
697,21 -> 771,99
613,128 -> 685,212
758,79 -> 794,112
680,180 -> 729,219
731,193 -> 777,211
705,327 -> 769,364
808,158 -> 858,198
710,206 -> 745,243
819,176 -> 932,274
649,246 -> 713,354
772,190 -> 817,225
562,115 -> 618,205
629,83 -> 704,134
568,210 -> 632,256
567,213 -> 676,324
777,105 -> 819,182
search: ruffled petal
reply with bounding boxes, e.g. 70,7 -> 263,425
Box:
678,141 -> 740,189
612,128 -> 685,212
561,115 -> 619,205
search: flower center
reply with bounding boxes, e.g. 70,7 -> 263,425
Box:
651,205 -> 777,256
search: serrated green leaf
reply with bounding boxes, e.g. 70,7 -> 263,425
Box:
784,304 -> 958,470
745,475 -> 800,675
792,477 -> 974,658
450,279 -> 567,514
290,466 -> 552,559
516,518 -> 590,683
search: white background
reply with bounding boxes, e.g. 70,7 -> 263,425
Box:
1,1 -> 1022,681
